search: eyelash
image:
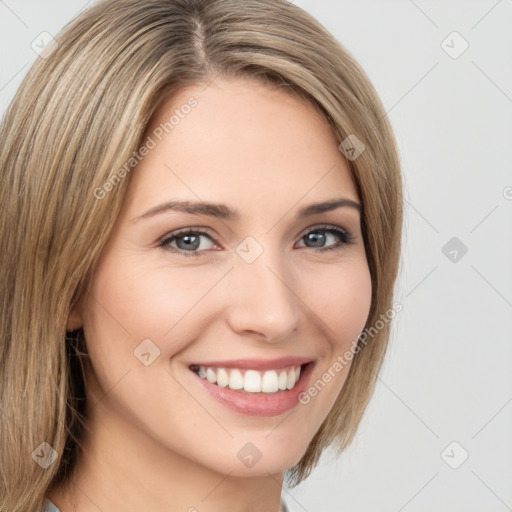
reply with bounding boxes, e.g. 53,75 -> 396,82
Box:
157,224 -> 354,258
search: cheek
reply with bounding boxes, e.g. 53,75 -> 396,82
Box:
303,258 -> 373,351
290,259 -> 372,426
83,258 -> 224,358
80,258 -> 220,434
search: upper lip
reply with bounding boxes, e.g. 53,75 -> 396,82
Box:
189,357 -> 314,371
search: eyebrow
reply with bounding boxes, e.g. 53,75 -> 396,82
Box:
131,197 -> 362,223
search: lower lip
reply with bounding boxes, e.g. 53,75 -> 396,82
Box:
192,363 -> 314,417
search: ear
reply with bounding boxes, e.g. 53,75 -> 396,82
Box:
66,298 -> 84,332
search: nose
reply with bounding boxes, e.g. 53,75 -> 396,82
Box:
224,246 -> 300,343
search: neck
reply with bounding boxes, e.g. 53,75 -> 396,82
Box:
47,397 -> 284,512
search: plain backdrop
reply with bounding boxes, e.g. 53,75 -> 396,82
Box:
1,1 -> 511,511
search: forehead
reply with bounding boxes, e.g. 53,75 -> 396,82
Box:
123,77 -> 359,217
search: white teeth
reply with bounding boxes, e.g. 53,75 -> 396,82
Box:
286,370 -> 295,389
216,368 -> 229,387
278,371 -> 288,390
206,368 -> 216,383
194,365 -> 302,393
229,369 -> 243,390
261,370 -> 279,393
243,370 -> 261,392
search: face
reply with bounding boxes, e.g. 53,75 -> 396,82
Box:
70,76 -> 372,477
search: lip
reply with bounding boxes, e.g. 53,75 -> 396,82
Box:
189,356 -> 313,371
189,359 -> 315,417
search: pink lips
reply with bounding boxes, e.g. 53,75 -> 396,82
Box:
190,356 -> 312,371
189,358 -> 315,417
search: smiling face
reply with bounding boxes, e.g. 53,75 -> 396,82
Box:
70,76 -> 372,478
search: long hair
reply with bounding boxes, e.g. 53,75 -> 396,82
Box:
0,1 -> 402,509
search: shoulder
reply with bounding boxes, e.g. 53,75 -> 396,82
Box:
281,497 -> 296,512
43,499 -> 62,512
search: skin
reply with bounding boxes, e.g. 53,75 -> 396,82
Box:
48,76 -> 372,512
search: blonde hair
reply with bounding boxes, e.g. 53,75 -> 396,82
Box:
0,0 -> 402,509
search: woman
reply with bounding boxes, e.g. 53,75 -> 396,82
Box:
0,0 -> 402,511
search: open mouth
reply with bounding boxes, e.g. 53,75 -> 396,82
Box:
189,362 -> 311,394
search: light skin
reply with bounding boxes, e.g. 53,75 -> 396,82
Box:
48,76 -> 372,512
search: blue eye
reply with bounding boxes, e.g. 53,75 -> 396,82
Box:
158,225 -> 354,257
158,229 -> 216,257
297,226 -> 354,251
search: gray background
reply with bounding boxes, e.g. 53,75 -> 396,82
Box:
1,1 -> 511,511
